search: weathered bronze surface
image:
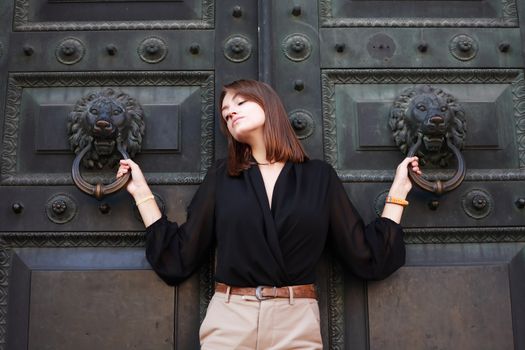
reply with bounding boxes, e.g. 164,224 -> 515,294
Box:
1,0 -> 525,349
390,85 -> 467,194
68,88 -> 145,199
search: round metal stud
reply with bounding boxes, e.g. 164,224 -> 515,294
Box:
289,110 -> 314,139
23,45 -> 34,56
99,202 -> 111,214
461,189 -> 493,219
46,193 -> 77,224
418,42 -> 428,53
335,43 -> 345,53
515,198 -> 525,209
449,34 -> 478,61
106,44 -> 117,56
138,37 -> 168,64
55,38 -> 85,65
292,5 -> 301,16
223,35 -> 252,63
232,5 -> 242,17
190,43 -> 200,55
12,203 -> 24,214
428,200 -> 439,210
294,79 -> 304,91
499,42 -> 510,53
282,33 -> 312,62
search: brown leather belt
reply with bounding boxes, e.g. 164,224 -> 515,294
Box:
215,282 -> 317,300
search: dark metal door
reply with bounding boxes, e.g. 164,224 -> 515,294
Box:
265,1 -> 525,349
1,0 -> 525,349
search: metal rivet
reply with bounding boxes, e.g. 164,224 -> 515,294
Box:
294,79 -> 304,91
106,44 -> 117,56
12,203 -> 24,214
472,195 -> 487,210
56,37 -> 85,65
458,40 -> 472,52
418,42 -> 428,53
292,117 -> 306,131
232,5 -> 242,17
292,5 -> 301,16
52,200 -> 68,215
428,200 -> 439,210
99,202 -> 111,214
190,43 -> 200,55
61,44 -> 77,56
335,43 -> 345,53
516,198 -> 525,209
23,45 -> 34,56
146,44 -> 160,55
291,40 -> 305,53
499,42 -> 510,53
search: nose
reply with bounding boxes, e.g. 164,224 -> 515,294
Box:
226,110 -> 237,121
96,120 -> 111,129
430,116 -> 444,125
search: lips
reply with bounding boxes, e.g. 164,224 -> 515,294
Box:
231,116 -> 244,126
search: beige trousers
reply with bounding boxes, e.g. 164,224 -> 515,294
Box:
199,292 -> 323,350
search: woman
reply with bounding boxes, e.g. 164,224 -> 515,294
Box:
117,79 -> 420,349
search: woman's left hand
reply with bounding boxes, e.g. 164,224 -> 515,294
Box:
389,156 -> 421,198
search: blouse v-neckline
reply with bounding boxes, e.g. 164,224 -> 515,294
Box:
252,162 -> 290,212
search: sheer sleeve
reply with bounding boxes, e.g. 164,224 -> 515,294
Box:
327,165 -> 405,280
145,161 -> 220,286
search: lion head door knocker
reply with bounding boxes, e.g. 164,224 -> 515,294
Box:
390,85 -> 467,194
68,88 -> 145,199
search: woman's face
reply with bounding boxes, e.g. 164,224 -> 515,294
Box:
221,91 -> 266,143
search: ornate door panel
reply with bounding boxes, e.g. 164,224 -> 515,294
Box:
269,0 -> 525,349
0,0 -> 258,349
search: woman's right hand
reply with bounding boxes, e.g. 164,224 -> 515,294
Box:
117,159 -> 151,198
118,159 -> 162,227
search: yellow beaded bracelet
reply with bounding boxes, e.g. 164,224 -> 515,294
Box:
385,196 -> 409,207
135,195 -> 155,206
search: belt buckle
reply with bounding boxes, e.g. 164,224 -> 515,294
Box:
255,286 -> 276,300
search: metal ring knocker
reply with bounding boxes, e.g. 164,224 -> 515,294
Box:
68,88 -> 145,200
72,141 -> 130,200
407,134 -> 466,195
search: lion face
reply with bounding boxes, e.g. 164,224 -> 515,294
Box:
85,97 -> 127,156
407,92 -> 453,152
68,88 -> 145,169
390,85 -> 466,166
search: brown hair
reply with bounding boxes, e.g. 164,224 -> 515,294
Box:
219,79 -> 307,176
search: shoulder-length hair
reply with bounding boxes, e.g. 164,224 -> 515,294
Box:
219,79 -> 307,176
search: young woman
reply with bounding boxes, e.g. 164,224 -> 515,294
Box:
117,79 -> 420,349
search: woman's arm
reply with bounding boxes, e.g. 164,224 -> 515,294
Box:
326,158 -> 418,280
381,156 -> 420,224
116,159 -> 218,285
117,159 -> 162,227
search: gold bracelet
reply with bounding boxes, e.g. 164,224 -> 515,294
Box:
135,195 -> 155,206
385,196 -> 409,207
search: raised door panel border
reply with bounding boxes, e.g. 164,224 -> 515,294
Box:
13,0 -> 214,31
2,240 -> 214,350
319,0 -> 519,27
339,242 -> 525,349
321,69 -> 525,179
1,71 -> 214,186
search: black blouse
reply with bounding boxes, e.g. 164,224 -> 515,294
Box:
145,159 -> 405,287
